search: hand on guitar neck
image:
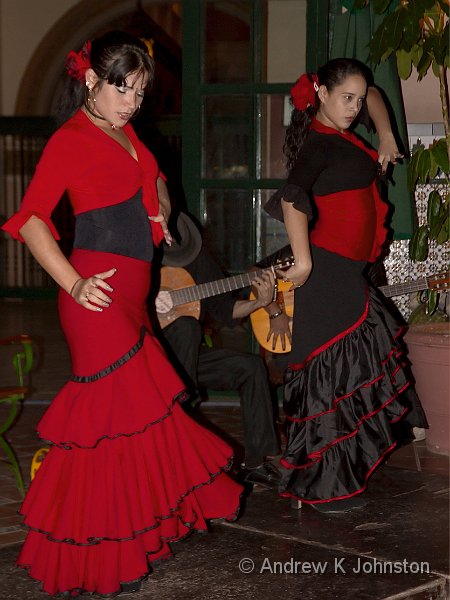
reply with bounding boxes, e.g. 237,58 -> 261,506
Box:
154,260 -> 294,330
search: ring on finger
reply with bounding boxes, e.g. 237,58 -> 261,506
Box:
85,291 -> 90,300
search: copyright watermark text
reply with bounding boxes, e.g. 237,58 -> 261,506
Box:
238,557 -> 430,575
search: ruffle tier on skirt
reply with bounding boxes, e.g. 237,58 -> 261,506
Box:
280,287 -> 423,505
17,250 -> 242,596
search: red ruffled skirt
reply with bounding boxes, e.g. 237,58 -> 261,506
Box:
17,250 -> 242,596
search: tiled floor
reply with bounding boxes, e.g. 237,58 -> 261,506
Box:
0,298 -> 449,598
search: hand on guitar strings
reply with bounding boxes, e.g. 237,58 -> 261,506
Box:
267,312 -> 292,352
251,270 -> 276,308
155,290 -> 173,314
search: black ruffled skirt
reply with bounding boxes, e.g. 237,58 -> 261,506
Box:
279,245 -> 427,505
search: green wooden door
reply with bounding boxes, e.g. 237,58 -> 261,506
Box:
182,0 -> 310,272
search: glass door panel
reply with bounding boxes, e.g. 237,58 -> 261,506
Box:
202,189 -> 253,272
203,1 -> 250,83
258,94 -> 290,179
202,96 -> 251,179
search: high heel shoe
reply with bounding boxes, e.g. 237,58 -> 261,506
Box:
290,498 -> 302,510
120,579 -> 144,595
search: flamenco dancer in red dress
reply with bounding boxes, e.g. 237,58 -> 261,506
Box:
2,31 -> 242,596
265,58 -> 427,514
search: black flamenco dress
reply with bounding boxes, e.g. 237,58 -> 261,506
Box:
2,110 -> 242,596
265,118 -> 427,506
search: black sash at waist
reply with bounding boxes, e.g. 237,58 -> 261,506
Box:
73,189 -> 153,262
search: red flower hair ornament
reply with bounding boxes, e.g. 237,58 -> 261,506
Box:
290,73 -> 319,111
65,40 -> 92,82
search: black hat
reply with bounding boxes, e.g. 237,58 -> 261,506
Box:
161,212 -> 202,267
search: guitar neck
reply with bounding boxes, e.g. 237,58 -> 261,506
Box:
379,278 -> 428,298
169,268 -> 266,307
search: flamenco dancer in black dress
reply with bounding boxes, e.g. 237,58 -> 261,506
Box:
265,58 -> 427,513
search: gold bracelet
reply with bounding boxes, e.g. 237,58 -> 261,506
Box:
69,278 -> 83,297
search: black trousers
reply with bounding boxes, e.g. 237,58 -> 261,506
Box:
162,317 -> 280,466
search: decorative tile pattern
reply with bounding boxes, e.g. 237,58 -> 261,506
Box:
384,183 -> 449,319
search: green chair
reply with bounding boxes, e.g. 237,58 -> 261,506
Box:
0,335 -> 33,497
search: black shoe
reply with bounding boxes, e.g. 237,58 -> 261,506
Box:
310,496 -> 367,513
95,578 -> 145,598
120,579 -> 144,595
240,462 -> 282,489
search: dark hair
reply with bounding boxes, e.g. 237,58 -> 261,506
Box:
283,58 -> 370,170
57,31 -> 155,123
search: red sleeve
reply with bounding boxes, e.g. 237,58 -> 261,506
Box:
1,129 -> 73,242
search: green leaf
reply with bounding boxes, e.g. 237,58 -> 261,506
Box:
431,138 -> 450,175
426,289 -> 438,316
428,148 -> 439,179
410,44 -> 423,67
390,8 -> 408,50
396,49 -> 412,79
408,147 -> 423,190
401,12 -> 421,50
432,59 -> 441,76
369,12 -> 401,63
416,38 -> 433,78
427,33 -> 446,66
417,148 -> 432,182
409,224 -> 429,261
437,23 -> 449,64
427,190 -> 443,236
436,217 -> 449,245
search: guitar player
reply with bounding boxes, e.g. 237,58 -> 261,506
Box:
152,212 -> 285,490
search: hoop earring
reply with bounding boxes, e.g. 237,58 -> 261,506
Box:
133,104 -> 141,117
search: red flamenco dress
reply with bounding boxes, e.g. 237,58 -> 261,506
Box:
265,119 -> 428,506
2,110 -> 242,596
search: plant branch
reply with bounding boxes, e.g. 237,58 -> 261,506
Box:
438,65 -> 450,164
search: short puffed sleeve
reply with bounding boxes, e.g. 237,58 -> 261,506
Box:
264,131 -> 327,222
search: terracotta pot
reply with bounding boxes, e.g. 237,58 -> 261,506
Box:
404,322 -> 450,455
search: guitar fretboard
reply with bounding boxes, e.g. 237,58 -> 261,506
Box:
379,278 -> 428,298
170,268 -> 266,306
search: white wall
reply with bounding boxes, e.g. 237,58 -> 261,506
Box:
401,70 -> 443,123
0,0 -> 79,114
267,0 -> 307,83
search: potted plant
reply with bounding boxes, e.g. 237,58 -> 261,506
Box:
355,0 -> 450,454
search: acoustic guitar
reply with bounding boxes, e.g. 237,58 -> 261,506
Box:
250,271 -> 450,354
156,258 -> 295,329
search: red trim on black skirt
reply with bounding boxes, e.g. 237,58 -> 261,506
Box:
281,385 -> 409,471
286,346 -> 411,424
279,442 -> 396,505
289,290 -> 370,371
